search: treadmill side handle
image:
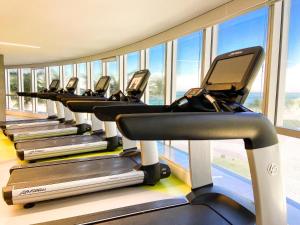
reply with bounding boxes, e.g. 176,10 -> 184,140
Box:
116,112 -> 278,149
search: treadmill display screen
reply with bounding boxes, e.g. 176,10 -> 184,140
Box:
208,54 -> 254,84
128,74 -> 143,90
95,77 -> 108,91
49,80 -> 58,89
66,78 -> 76,88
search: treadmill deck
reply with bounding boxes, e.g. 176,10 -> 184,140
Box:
15,133 -> 105,150
7,156 -> 138,188
6,123 -> 73,134
0,118 -> 51,126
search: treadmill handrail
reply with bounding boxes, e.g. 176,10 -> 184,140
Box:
93,104 -> 167,121
60,96 -> 107,107
116,112 -> 278,149
66,100 -> 142,113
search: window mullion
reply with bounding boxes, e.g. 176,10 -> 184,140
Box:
275,0 -> 291,127
201,27 -> 213,82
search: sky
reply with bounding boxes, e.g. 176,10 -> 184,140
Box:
284,0 -> 300,93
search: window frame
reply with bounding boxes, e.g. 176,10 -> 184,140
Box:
273,0 -> 300,137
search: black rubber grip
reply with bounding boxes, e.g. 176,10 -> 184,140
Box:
116,112 -> 278,149
67,100 -> 128,113
61,96 -> 107,107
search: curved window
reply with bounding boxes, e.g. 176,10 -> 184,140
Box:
91,60 -> 102,90
107,59 -> 120,94
126,51 -> 140,82
217,7 -> 269,113
63,64 -> 73,87
175,31 -> 202,99
22,68 -> 32,111
35,68 -> 47,112
277,0 -> 300,130
8,69 -> 19,110
77,63 -> 87,94
148,44 -> 166,105
49,66 -> 60,82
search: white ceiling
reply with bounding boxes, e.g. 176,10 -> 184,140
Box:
0,0 -> 229,66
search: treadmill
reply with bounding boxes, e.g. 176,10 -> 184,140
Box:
0,79 -> 62,131
5,77 -> 91,142
13,70 -> 149,161
34,47 -> 286,225
14,76 -> 112,161
2,70 -> 170,208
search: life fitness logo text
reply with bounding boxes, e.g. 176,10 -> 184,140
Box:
229,51 -> 243,56
19,188 -> 47,196
267,163 -> 279,176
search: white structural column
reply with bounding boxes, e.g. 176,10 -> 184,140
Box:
211,25 -> 219,62
262,1 -> 284,123
74,113 -> 87,125
140,141 -> 159,166
91,114 -> 104,131
144,48 -> 150,104
122,55 -> 127,92
104,122 -> 117,138
140,50 -> 146,69
46,100 -> 56,117
0,55 -> 5,121
201,27 -> 213,80
165,41 -> 173,105
189,140 -> 212,189
276,0 -> 291,126
55,101 -> 65,119
64,106 -> 74,121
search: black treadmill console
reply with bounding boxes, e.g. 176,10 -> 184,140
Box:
169,46 -> 264,113
202,46 -> 264,104
108,69 -> 150,102
48,79 -> 60,92
65,77 -> 78,93
95,76 -> 111,95
126,69 -> 150,99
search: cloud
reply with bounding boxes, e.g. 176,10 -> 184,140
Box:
285,64 -> 300,92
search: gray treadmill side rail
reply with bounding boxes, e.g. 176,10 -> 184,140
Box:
15,133 -> 104,150
6,123 -> 73,134
7,157 -> 138,187
3,156 -> 140,205
0,118 -> 52,126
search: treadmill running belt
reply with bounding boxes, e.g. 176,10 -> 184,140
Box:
35,203 -> 230,225
6,124 -> 73,134
95,205 -> 230,225
8,157 -> 137,188
15,134 -> 104,150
